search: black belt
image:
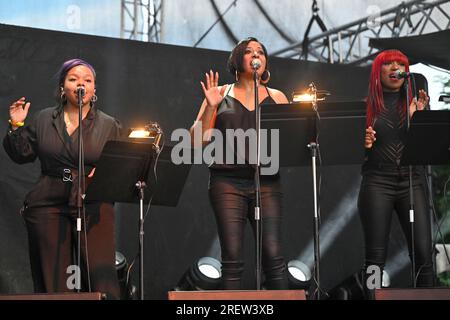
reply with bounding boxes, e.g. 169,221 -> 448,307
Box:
42,168 -> 90,182
362,162 -> 423,175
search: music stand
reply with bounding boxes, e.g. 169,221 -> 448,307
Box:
261,100 -> 366,299
86,140 -> 191,300
401,110 -> 450,166
400,110 -> 450,286
261,101 -> 366,166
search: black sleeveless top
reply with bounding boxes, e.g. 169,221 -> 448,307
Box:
209,85 -> 278,179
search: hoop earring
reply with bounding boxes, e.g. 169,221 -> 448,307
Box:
260,70 -> 271,85
91,94 -> 98,103
235,70 -> 240,83
60,87 -> 66,102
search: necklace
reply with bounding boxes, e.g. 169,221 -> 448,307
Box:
64,112 -> 77,128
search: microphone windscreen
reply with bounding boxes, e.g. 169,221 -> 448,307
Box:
251,59 -> 261,70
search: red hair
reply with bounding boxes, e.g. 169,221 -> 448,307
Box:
366,50 -> 413,127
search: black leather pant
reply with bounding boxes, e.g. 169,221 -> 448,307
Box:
209,174 -> 288,290
358,168 -> 434,290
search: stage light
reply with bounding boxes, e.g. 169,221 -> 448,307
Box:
128,128 -> 152,138
287,260 -> 312,290
435,244 -> 450,274
128,122 -> 162,138
292,83 -> 330,103
115,251 -> 136,300
328,272 -> 365,300
328,269 -> 391,300
381,270 -> 390,288
175,257 -> 222,291
292,93 -> 315,103
128,122 -> 163,147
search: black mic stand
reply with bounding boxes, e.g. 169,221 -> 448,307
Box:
136,180 -> 146,300
76,87 -> 86,293
404,76 -> 417,288
253,68 -> 262,290
307,83 -> 322,299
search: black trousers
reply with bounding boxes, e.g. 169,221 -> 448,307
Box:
357,168 -> 434,288
209,174 -> 288,290
23,202 -> 120,299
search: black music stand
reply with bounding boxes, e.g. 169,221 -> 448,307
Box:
401,110 -> 450,166
85,140 -> 191,300
261,100 -> 366,299
261,101 -> 367,166
400,110 -> 450,286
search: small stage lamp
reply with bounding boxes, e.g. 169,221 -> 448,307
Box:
175,257 -> 222,291
287,260 -> 312,290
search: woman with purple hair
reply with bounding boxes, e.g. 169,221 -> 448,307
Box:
4,59 -> 121,299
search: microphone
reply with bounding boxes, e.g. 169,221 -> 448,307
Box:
76,85 -> 85,98
392,70 -> 410,79
251,58 -> 261,70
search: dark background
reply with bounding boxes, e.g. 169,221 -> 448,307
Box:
0,23 -> 412,299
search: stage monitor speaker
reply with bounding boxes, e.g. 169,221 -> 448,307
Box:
375,288 -> 450,300
168,290 -> 306,300
0,292 -> 105,300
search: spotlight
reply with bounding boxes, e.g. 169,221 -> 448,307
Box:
381,270 -> 390,288
328,270 -> 391,300
175,257 -> 222,291
115,251 -> 136,300
328,272 -> 365,300
287,260 -> 312,290
435,244 -> 450,274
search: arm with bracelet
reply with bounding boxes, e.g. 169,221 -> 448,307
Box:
3,97 -> 38,164
8,97 -> 29,129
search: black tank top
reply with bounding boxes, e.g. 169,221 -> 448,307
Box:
209,84 -> 277,179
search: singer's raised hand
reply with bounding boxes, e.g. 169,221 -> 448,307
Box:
409,89 -> 430,117
9,97 -> 30,127
365,126 -> 376,149
201,70 -> 223,109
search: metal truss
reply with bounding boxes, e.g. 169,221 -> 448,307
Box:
271,0 -> 450,65
120,0 -> 163,42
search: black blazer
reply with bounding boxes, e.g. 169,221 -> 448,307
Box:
3,105 -> 121,209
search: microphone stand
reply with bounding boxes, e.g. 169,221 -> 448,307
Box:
136,180 -> 146,300
404,76 -> 417,288
307,83 -> 322,299
253,67 -> 262,290
76,87 -> 85,293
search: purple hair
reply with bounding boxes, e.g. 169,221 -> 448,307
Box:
57,58 -> 96,86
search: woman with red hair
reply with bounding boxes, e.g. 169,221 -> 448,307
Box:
358,49 -> 434,296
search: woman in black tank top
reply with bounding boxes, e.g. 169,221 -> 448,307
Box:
358,50 -> 434,298
190,37 -> 289,290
